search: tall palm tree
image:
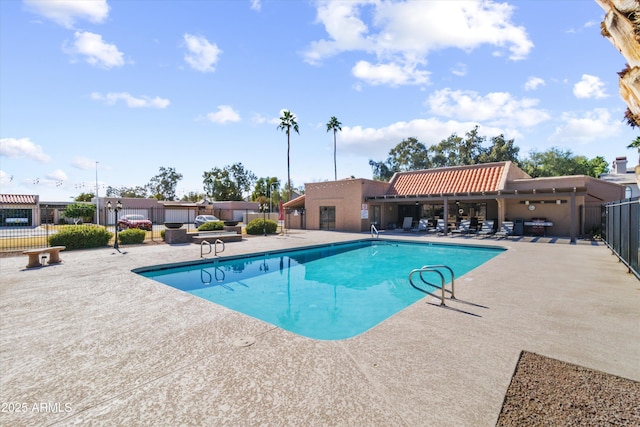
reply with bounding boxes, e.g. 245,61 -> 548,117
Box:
326,116 -> 342,180
277,110 -> 299,201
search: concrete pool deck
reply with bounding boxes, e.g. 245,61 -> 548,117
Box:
1,231 -> 638,426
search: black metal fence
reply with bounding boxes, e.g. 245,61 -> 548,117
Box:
0,206 -> 203,252
604,197 -> 639,280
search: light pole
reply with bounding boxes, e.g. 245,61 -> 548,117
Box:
269,183 -> 276,213
95,161 -> 99,225
262,203 -> 267,236
108,200 -> 122,252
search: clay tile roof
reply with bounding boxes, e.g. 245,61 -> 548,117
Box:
0,194 -> 38,204
386,163 -> 507,196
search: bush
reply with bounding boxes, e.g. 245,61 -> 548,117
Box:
198,221 -> 224,231
245,218 -> 278,235
118,228 -> 146,244
48,225 -> 113,250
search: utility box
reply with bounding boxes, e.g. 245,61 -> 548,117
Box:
514,218 -> 524,236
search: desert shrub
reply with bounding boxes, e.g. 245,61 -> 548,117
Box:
161,229 -> 166,240
198,221 -> 224,231
48,225 -> 112,250
118,228 -> 146,244
245,218 -> 277,235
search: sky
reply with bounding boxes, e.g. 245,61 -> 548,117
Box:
1,0 -> 638,202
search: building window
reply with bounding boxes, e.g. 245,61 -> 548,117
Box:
625,186 -> 632,199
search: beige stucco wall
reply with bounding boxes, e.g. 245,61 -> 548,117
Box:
305,179 -> 389,232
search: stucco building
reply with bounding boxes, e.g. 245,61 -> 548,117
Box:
284,162 -> 625,242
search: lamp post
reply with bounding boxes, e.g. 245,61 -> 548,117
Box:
108,200 -> 122,252
270,183 -> 276,213
95,161 -> 99,226
262,203 -> 267,236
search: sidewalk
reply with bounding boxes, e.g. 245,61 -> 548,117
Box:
1,231 -> 638,426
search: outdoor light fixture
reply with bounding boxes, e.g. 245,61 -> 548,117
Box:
108,200 -> 123,252
262,203 -> 268,236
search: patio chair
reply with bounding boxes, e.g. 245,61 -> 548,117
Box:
401,216 -> 414,232
451,219 -> 473,236
435,219 -> 447,235
417,218 -> 435,233
476,220 -> 495,237
495,221 -> 514,239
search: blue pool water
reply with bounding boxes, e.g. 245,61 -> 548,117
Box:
138,240 -> 504,340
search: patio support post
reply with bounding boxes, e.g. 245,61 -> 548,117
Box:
443,197 -> 449,236
570,192 -> 577,244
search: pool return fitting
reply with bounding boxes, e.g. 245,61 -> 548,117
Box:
408,265 -> 455,306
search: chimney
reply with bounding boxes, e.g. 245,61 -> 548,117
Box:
612,156 -> 628,174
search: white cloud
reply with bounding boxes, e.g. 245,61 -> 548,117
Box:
206,105 -> 241,123
552,108 -> 622,143
304,1 -> 533,86
72,157 -> 98,170
524,76 -> 545,91
573,74 -> 608,99
339,118 -> 512,158
0,170 -> 13,186
183,34 -> 222,73
24,0 -> 109,29
47,169 -> 67,181
64,31 -> 124,69
426,88 -> 550,128
0,137 -> 51,162
250,0 -> 261,12
451,63 -> 467,77
91,92 -> 170,108
352,60 -> 429,86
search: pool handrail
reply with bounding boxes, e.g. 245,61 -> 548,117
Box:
371,224 -> 379,239
408,264 -> 456,306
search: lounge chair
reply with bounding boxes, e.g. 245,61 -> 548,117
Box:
451,219 -> 473,236
476,220 -> 495,237
402,216 -> 414,232
417,218 -> 435,233
495,221 -> 514,239
435,219 -> 447,235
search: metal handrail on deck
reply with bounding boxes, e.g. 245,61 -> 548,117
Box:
408,265 -> 456,306
371,224 -> 379,239
200,240 -> 212,258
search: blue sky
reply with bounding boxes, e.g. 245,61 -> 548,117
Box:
1,0 -> 637,202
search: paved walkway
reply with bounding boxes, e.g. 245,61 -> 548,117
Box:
1,231 -> 638,426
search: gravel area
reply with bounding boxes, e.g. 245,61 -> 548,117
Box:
496,351 -> 640,426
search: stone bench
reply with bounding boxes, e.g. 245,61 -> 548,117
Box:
23,246 -> 66,269
191,232 -> 243,244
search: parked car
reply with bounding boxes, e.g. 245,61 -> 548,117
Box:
118,214 -> 152,231
194,215 -> 220,228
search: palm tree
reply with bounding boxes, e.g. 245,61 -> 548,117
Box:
326,116 -> 342,180
277,110 -> 299,201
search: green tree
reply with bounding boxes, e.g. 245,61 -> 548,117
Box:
478,134 -> 520,164
277,110 -> 299,201
251,177 -> 280,207
75,192 -> 94,202
62,203 -> 96,224
181,191 -> 205,202
429,134 -> 463,167
202,162 -> 256,201
147,166 -> 183,201
369,137 -> 429,181
106,186 -> 148,198
520,148 -> 605,178
326,116 -> 342,180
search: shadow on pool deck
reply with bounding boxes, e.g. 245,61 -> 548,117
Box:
0,230 -> 638,426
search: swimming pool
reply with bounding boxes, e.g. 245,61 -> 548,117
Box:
137,240 -> 504,340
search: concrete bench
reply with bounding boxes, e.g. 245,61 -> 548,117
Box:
23,246 -> 66,269
191,233 -> 242,244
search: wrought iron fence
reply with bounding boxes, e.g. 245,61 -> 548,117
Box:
0,206 -> 202,252
604,197 -> 639,280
